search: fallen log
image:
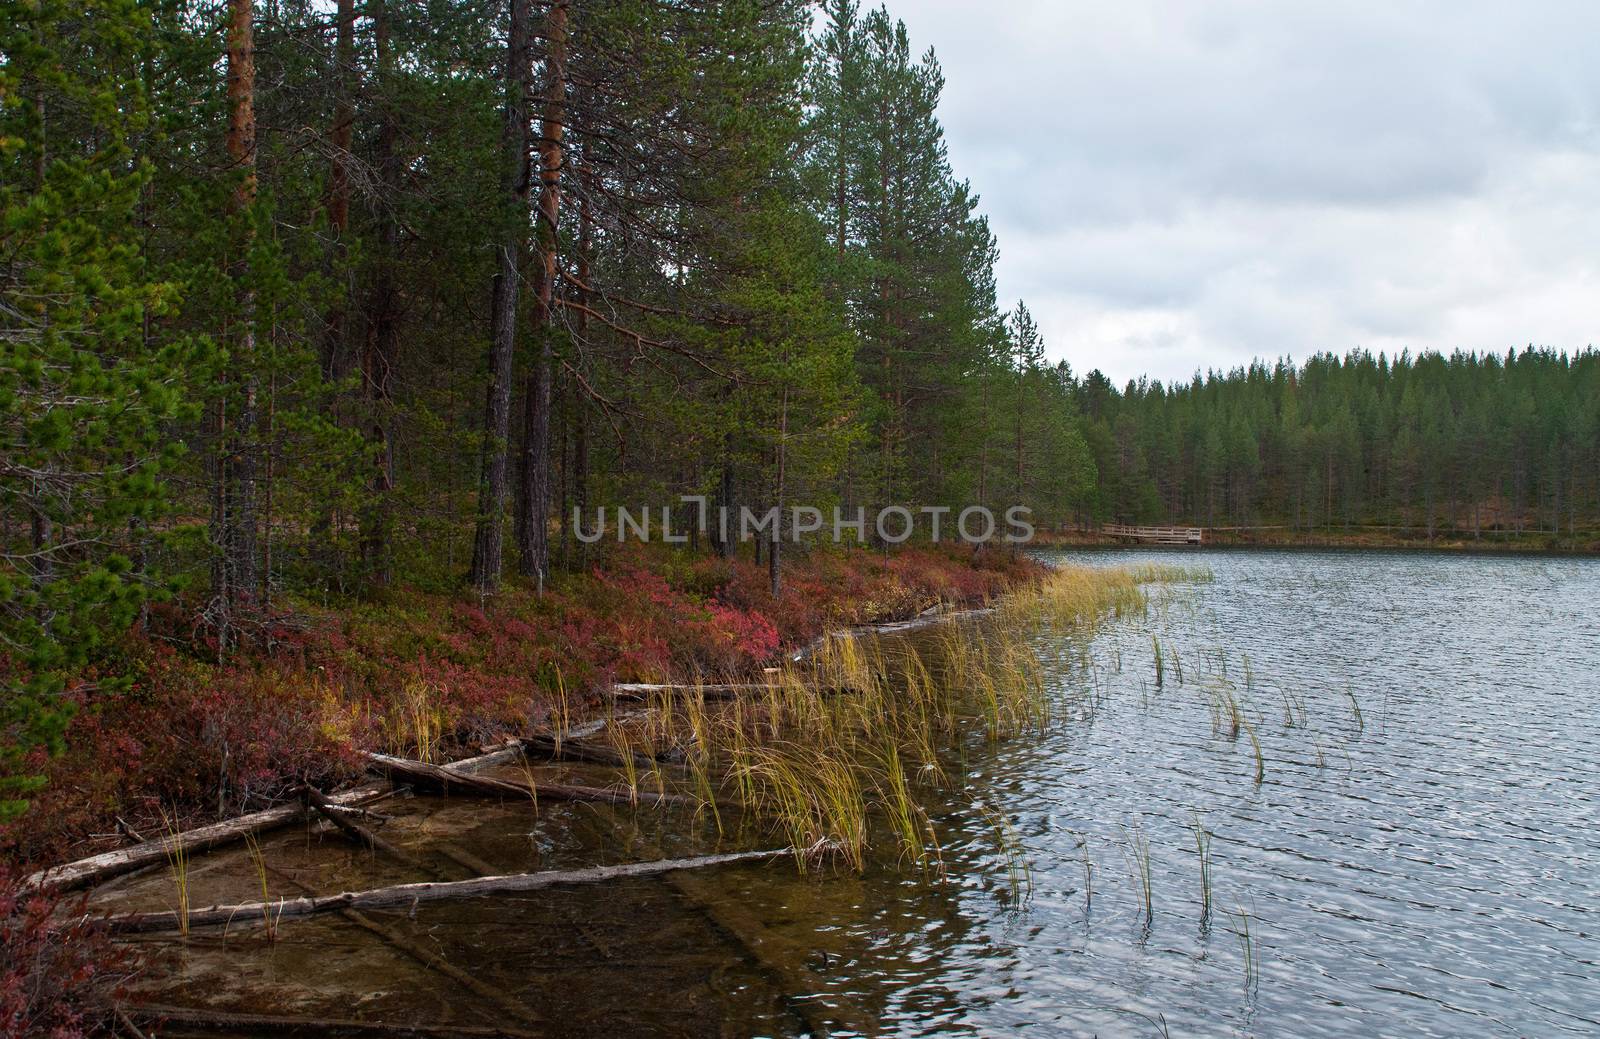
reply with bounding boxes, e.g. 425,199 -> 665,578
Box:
320,802 -> 394,823
519,733 -> 660,769
98,848 -> 794,934
28,743 -> 525,896
669,868 -> 869,1036
790,604 -> 997,662
24,781 -> 392,896
114,1007 -> 149,1039
301,786 -> 440,879
363,751 -> 691,808
606,682 -> 860,702
124,1006 -> 539,1038
560,717 -> 611,740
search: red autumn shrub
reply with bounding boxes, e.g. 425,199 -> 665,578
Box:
0,868 -> 129,1038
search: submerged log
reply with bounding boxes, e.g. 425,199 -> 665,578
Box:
99,848 -> 794,934
363,751 -> 690,808
574,805 -> 864,1037
114,1007 -> 149,1039
264,864 -> 539,1027
668,868 -> 870,1036
431,840 -> 503,879
125,1006 -> 539,1038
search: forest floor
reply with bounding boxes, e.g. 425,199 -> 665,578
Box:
1,543 -> 1042,872
1035,526 -> 1600,554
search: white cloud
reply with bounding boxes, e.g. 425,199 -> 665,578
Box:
893,0 -> 1600,383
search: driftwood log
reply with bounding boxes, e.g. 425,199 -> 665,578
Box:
24,781 -> 393,895
790,603 -> 997,662
28,742 -> 525,896
124,1006 -> 540,1038
607,682 -> 861,702
301,786 -> 442,879
98,848 -> 794,934
518,733 -> 659,769
363,751 -> 691,808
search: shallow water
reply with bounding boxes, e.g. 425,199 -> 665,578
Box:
118,549 -> 1600,1036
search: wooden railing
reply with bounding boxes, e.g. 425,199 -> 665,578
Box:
1102,523 -> 1204,544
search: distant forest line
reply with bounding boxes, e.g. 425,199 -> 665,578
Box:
1068,347 -> 1600,537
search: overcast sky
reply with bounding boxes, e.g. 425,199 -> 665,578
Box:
893,1 -> 1600,387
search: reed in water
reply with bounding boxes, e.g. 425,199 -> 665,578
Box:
631,564 -> 1167,873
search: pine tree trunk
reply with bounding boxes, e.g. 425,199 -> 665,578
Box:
516,0 -> 568,588
977,377 -> 989,508
310,0 -> 357,584
569,160 -> 592,570
321,0 -> 354,383
216,0 -> 259,636
362,0 -> 399,585
717,430 -> 733,560
1013,379 -> 1025,504
770,388 -> 788,598
470,0 -> 532,594
29,505 -> 51,588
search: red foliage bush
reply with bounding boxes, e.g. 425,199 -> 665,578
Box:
0,868 -> 128,1038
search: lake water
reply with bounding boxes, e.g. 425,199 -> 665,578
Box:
117,549 -> 1600,1037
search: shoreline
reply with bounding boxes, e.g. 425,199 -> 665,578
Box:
25,592 -> 1011,897
1032,529 -> 1600,557
2,544 -> 1046,873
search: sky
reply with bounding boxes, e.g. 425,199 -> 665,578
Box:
892,1 -> 1600,387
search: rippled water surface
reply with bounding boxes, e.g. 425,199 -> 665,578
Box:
123,550 -> 1600,1037
906,548 -> 1600,1036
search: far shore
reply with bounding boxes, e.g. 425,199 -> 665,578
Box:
1033,527 -> 1600,556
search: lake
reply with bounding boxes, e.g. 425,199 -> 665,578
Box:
119,549 -> 1600,1037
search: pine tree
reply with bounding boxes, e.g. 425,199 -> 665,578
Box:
0,0 -> 209,817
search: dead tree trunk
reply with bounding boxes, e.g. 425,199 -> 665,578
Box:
125,1007 -> 539,1039
301,785 -> 435,877
24,782 -> 392,894
362,751 -> 690,807
100,849 -> 793,933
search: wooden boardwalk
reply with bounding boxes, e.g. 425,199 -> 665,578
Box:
1102,523 -> 1204,545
